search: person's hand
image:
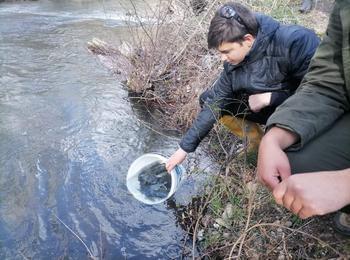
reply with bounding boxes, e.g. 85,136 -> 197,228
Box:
257,136 -> 291,190
248,92 -> 272,112
257,127 -> 298,190
166,148 -> 187,173
273,169 -> 350,219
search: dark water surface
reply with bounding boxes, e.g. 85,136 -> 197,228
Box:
137,162 -> 171,201
0,1 -> 212,258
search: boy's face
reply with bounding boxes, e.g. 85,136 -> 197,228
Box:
218,35 -> 255,65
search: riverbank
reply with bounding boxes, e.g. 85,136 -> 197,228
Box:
91,0 -> 350,258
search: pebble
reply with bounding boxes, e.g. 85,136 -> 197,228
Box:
223,232 -> 231,239
213,223 -> 220,229
215,218 -> 226,227
284,221 -> 292,227
222,203 -> 234,221
197,229 -> 204,241
215,217 -> 231,229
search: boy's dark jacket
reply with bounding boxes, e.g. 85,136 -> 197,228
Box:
267,0 -> 350,149
180,13 -> 320,153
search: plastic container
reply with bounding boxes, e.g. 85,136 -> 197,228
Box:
126,153 -> 185,205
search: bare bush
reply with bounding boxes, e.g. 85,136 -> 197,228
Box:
124,0 -> 223,130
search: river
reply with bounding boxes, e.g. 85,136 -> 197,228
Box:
0,0 -> 211,258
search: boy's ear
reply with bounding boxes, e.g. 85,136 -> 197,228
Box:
243,34 -> 255,44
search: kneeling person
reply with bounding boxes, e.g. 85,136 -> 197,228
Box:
166,2 -> 320,172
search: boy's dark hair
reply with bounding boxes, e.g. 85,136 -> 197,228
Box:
208,2 -> 258,49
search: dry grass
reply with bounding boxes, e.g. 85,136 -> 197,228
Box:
175,162 -> 350,259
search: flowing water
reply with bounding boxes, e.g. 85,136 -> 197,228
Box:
0,1 -> 212,258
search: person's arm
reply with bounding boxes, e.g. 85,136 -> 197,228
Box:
165,147 -> 187,173
273,168 -> 350,219
166,65 -> 234,172
286,27 -> 320,91
257,126 -> 299,190
268,27 -> 319,108
179,64 -> 234,153
248,92 -> 272,113
267,2 -> 349,149
248,27 -> 319,112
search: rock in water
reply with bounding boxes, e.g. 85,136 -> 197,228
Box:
137,161 -> 171,201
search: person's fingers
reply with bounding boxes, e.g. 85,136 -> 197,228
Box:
165,161 -> 174,173
282,189 -> 294,211
290,199 -> 303,216
277,162 -> 291,181
273,182 -> 287,205
260,174 -> 280,190
298,208 -> 311,219
257,166 -> 279,190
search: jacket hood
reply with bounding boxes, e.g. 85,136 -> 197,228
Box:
226,13 -> 280,70
245,13 -> 280,61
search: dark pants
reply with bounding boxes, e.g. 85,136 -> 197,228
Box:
287,112 -> 350,213
199,90 -> 276,124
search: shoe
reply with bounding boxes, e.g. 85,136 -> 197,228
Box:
219,115 -> 263,165
219,115 -> 263,153
333,211 -> 350,237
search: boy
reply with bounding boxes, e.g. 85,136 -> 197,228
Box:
166,2 -> 320,172
257,0 -> 350,235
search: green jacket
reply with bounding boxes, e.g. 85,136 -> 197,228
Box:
267,0 -> 350,149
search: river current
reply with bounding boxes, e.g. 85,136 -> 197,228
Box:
0,1 -> 211,258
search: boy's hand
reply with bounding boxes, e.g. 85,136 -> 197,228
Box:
248,92 -> 272,112
166,148 -> 187,173
273,170 -> 350,219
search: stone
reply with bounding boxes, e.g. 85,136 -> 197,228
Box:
222,203 -> 234,221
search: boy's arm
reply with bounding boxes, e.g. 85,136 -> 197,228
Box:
166,147 -> 187,173
268,27 -> 320,108
179,65 -> 233,153
287,28 -> 320,88
267,2 -> 349,149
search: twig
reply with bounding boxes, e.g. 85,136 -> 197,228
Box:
19,251 -> 30,260
226,222 -> 344,258
192,170 -> 225,259
226,178 -> 256,259
264,219 -> 314,256
53,213 -> 97,259
213,125 -> 229,157
129,0 -> 155,48
235,180 -> 255,258
99,223 -> 103,259
136,118 -> 179,140
172,0 -> 219,64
